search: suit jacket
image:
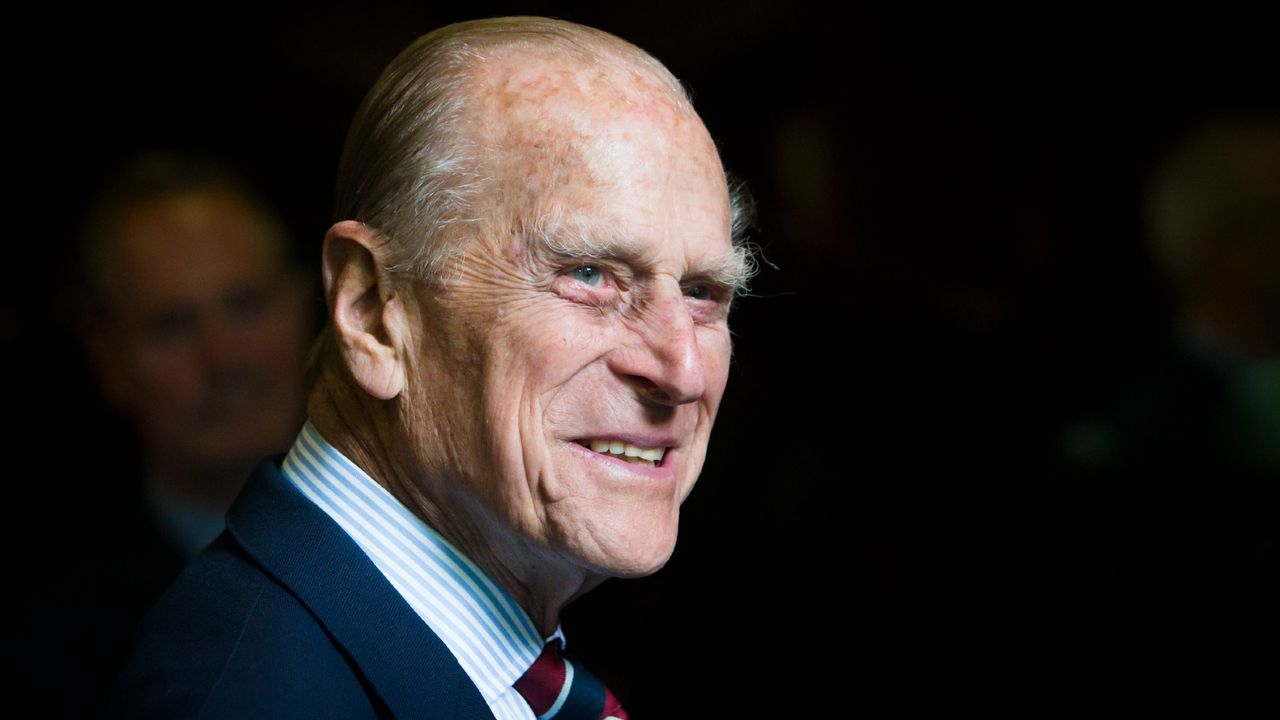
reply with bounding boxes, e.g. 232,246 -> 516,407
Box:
115,459 -> 496,719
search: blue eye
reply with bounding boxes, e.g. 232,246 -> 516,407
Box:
685,285 -> 711,301
570,265 -> 604,286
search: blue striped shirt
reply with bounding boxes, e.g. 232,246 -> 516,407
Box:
282,421 -> 555,720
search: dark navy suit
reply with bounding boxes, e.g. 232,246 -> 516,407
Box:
115,460 -> 495,719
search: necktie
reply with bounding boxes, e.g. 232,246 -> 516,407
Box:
514,640 -> 628,720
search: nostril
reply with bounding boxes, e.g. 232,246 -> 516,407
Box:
640,402 -> 676,424
625,374 -> 670,403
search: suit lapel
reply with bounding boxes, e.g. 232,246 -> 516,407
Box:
226,461 -> 494,720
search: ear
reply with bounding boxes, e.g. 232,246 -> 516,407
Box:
322,220 -> 408,400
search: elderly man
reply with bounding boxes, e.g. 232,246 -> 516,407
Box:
117,16 -> 751,719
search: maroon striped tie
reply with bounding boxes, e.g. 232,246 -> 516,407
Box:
514,640 -> 628,720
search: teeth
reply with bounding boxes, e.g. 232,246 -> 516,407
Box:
582,439 -> 666,466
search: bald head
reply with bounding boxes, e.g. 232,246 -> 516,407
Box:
332,17 -> 750,287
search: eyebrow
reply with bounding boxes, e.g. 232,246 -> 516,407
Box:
525,217 -> 755,295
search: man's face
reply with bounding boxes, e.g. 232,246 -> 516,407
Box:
396,57 -> 739,580
95,191 -> 311,477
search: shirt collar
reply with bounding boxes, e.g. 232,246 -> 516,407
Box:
281,421 -> 557,704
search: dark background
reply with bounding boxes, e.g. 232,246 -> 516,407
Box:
8,2 -> 1278,713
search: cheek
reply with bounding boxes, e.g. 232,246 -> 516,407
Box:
517,308 -> 616,384
700,329 -> 733,403
477,326 -> 562,440
493,321 -> 617,470
503,337 -> 589,441
116,354 -> 205,432
246,325 -> 310,381
130,345 -> 204,400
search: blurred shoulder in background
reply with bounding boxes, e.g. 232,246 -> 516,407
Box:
1041,113 -> 1280,669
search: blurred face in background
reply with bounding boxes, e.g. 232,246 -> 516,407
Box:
91,190 -> 312,487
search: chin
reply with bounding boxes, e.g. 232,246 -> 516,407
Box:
604,553 -> 675,579
567,517 -> 681,580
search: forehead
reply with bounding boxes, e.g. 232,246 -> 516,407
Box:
103,192 -> 281,310
471,51 -> 702,161
464,49 -> 732,257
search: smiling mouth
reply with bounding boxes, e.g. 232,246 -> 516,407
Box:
575,439 -> 667,467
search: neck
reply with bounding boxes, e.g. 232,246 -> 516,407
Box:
308,366 -> 600,636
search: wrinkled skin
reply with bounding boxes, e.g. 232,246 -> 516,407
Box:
319,48 -> 742,631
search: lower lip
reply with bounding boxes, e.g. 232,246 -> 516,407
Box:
566,441 -> 677,482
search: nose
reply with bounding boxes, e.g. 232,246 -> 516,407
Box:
608,280 -> 707,406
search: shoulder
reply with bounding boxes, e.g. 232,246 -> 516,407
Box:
114,533 -> 383,719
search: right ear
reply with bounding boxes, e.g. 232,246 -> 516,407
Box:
322,220 -> 408,400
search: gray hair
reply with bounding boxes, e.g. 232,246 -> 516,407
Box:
332,16 -> 752,286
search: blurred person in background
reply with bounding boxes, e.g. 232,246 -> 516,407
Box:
79,152 -> 315,559
1041,114 -> 1279,672
20,152 -> 315,716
